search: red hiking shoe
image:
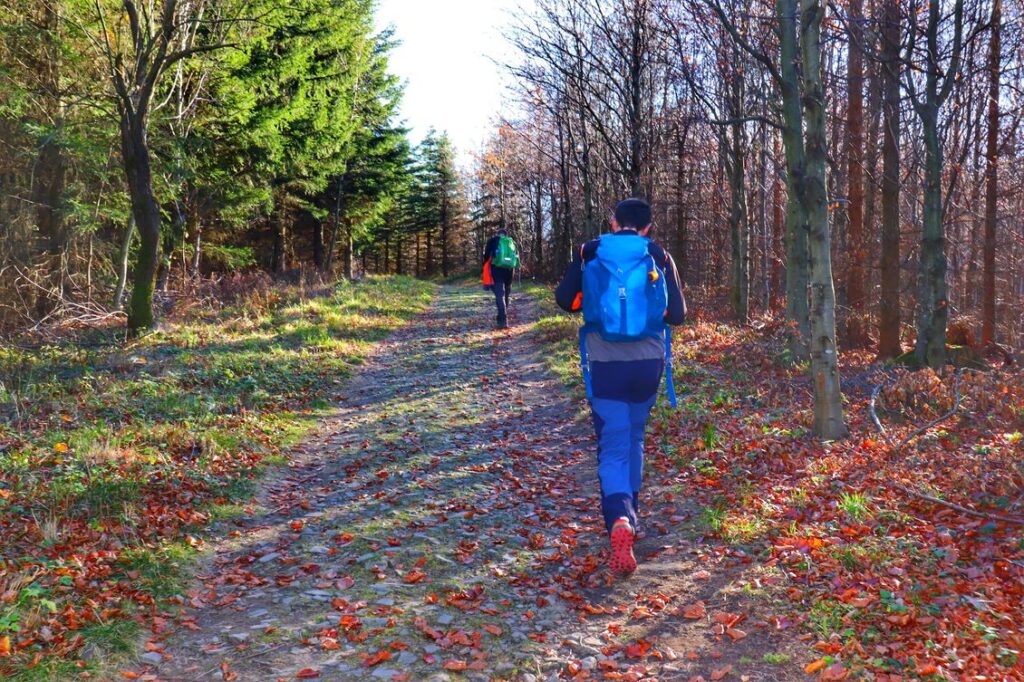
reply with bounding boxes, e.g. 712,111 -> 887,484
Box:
609,517 -> 637,575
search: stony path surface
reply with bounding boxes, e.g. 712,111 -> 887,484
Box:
146,285 -> 802,682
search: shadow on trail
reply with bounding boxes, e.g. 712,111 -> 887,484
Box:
148,284 -> 805,682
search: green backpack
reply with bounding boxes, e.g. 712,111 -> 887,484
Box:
494,235 -> 519,268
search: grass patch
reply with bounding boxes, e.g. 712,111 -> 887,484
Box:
808,599 -> 852,640
119,541 -> 198,600
78,618 -> 140,662
763,652 -> 792,664
838,492 -> 872,521
0,275 -> 434,674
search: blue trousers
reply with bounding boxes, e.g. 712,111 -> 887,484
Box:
492,269 -> 512,323
589,359 -> 663,534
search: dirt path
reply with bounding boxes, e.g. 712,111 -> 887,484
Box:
145,285 -> 803,682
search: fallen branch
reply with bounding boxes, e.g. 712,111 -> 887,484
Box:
868,381 -> 896,449
889,482 -> 1024,527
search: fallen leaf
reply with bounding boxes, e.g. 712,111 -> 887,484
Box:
682,601 -> 707,619
711,665 -> 732,680
804,659 -> 827,674
820,663 -> 848,681
364,650 -> 392,667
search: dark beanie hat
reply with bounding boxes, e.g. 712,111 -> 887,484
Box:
614,198 -> 652,228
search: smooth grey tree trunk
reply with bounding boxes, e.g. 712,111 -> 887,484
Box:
800,0 -> 847,439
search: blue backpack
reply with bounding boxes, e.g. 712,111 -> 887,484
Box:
578,234 -> 677,407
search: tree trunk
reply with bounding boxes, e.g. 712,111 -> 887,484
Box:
982,0 -> 1001,344
878,0 -> 902,359
33,3 -> 66,319
915,115 -> 949,368
344,220 -> 354,280
675,127 -> 691,282
415,233 -> 421,278
770,134 -> 784,310
271,214 -> 286,274
777,0 -> 811,359
911,0 -> 963,369
113,215 -> 135,311
801,0 -> 847,439
441,193 -> 451,277
533,180 -> 544,276
189,216 -> 202,278
844,0 -> 868,346
728,117 -> 749,323
122,114 -> 163,333
313,220 -> 324,272
425,231 -> 433,277
325,177 -> 345,276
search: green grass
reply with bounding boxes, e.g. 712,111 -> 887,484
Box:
838,492 -> 872,521
521,282 -> 581,392
118,541 -> 199,601
808,599 -> 852,640
762,652 -> 792,664
0,275 -> 434,674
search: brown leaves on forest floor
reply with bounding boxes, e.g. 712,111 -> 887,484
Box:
651,319 -> 1024,679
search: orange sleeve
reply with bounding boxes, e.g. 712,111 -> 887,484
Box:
572,292 -> 583,311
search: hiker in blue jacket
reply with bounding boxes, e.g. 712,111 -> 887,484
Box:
555,198 -> 686,575
482,229 -> 518,329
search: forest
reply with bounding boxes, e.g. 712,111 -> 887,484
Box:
0,0 -> 469,335
1,0 -> 1023,680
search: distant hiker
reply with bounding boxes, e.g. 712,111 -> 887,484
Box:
482,229 -> 519,329
555,198 -> 686,575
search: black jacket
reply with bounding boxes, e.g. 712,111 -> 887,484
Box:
554,231 -> 687,325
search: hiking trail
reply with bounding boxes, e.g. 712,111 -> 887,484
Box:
146,284 -> 802,682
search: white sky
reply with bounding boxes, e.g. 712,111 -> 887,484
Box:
375,0 -> 529,165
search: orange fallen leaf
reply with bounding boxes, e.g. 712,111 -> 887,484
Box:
0,636 -> 10,657
682,601 -> 707,619
295,669 -> 320,679
364,651 -> 392,667
726,628 -> 747,641
713,612 -> 740,626
403,570 -> 427,584
120,673 -> 141,680
483,624 -> 502,635
320,637 -> 340,651
711,665 -> 732,680
804,659 -> 827,674
443,660 -> 468,671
